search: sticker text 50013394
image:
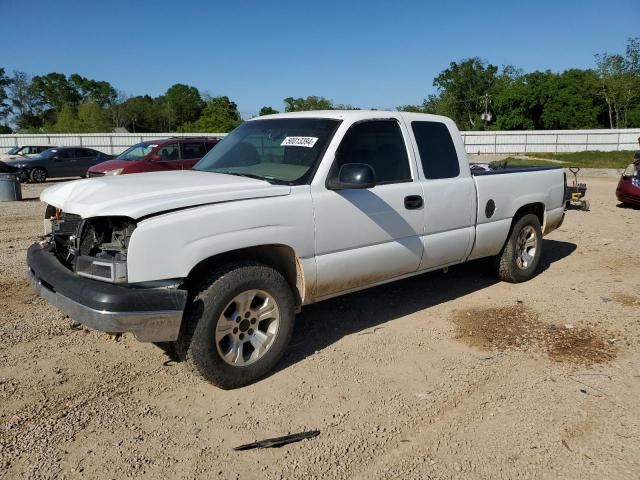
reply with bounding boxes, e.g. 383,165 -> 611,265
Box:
280,137 -> 318,148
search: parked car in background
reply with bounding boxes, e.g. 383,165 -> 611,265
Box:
87,137 -> 221,177
0,145 -> 54,161
616,159 -> 640,206
3,147 -> 113,182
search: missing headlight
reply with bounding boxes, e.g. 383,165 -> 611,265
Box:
75,217 -> 136,283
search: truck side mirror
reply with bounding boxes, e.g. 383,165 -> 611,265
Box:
150,154 -> 162,162
327,163 -> 376,190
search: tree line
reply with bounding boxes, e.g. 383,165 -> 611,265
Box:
0,37 -> 637,134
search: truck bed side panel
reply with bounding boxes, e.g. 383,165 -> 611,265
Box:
468,168 -> 564,260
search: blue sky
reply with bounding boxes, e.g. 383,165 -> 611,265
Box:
2,0 -> 638,117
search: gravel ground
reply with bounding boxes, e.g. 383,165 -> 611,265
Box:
1,176 -> 639,479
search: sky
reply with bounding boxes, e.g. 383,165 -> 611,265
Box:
1,0 -> 639,118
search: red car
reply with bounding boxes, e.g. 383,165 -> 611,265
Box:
616,159 -> 640,206
87,137 -> 220,177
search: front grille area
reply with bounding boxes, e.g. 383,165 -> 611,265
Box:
88,171 -> 105,177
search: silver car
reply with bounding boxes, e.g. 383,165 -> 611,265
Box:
0,145 -> 54,161
3,147 -> 113,182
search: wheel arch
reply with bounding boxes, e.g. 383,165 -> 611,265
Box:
512,202 -> 544,228
185,244 -> 306,308
499,202 -> 545,252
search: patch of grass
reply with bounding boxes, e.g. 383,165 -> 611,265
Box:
494,158 -> 561,168
528,150 -> 635,169
487,151 -> 636,169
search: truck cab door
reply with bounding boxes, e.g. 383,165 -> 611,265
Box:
407,120 -> 476,270
311,119 -> 425,298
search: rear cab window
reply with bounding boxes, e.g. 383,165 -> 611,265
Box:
411,121 -> 460,179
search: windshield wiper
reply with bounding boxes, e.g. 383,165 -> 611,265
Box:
216,171 -> 289,185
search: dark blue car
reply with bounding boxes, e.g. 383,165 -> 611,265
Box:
3,147 -> 113,182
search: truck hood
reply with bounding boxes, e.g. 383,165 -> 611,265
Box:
40,170 -> 291,219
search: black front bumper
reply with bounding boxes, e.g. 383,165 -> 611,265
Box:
27,243 -> 187,342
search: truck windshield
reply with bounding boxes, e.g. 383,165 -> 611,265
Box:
117,143 -> 157,161
194,118 -> 340,184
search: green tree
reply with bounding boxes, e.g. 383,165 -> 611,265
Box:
31,73 -> 81,112
0,68 -> 10,123
69,74 -> 117,106
181,96 -> 242,132
595,37 -> 640,128
540,69 -> 603,129
49,104 -> 82,132
77,102 -> 111,131
432,58 -> 501,130
258,106 -> 279,116
118,95 -> 161,132
7,71 -> 43,130
159,84 -> 204,130
283,95 -> 333,112
492,71 -> 557,130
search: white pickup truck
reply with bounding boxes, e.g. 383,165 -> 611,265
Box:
27,111 -> 565,388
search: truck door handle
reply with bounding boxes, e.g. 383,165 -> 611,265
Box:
404,195 -> 423,209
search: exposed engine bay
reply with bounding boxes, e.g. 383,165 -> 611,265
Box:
45,205 -> 136,283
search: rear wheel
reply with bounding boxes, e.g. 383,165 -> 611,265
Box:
176,261 -> 295,389
30,167 -> 47,183
493,213 -> 542,283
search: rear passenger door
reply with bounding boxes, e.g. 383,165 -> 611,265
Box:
408,120 -> 477,270
74,149 -> 99,175
312,119 -> 425,298
180,142 -> 207,170
154,143 -> 183,170
51,149 -> 78,177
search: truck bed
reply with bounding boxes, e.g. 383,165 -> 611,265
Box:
471,166 -> 563,176
468,166 -> 565,261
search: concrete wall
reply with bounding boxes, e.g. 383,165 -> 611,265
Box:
1,128 -> 639,155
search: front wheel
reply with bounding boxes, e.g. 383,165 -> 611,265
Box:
30,167 -> 47,183
176,261 -> 295,389
492,213 -> 542,283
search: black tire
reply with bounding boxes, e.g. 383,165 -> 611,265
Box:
17,170 -> 29,183
492,213 -> 542,283
30,167 -> 47,183
175,261 -> 295,389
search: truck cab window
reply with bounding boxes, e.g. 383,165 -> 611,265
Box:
411,121 -> 460,179
335,120 -> 411,184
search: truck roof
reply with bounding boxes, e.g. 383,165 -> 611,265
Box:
251,110 -> 452,123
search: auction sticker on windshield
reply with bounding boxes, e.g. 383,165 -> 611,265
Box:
280,137 -> 318,148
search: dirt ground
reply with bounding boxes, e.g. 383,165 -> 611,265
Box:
1,176 -> 639,480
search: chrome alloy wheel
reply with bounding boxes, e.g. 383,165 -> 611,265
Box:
515,225 -> 537,269
215,289 -> 280,366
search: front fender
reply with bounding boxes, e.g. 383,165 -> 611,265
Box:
126,189 -> 315,284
